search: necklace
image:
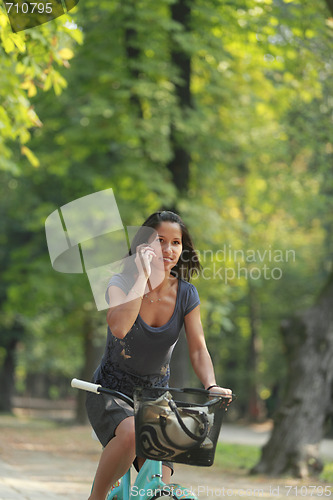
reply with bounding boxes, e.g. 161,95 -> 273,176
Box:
144,277 -> 173,303
144,294 -> 162,303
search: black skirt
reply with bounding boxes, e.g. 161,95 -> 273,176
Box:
85,391 -> 174,474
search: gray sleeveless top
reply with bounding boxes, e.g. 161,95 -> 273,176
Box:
92,273 -> 200,396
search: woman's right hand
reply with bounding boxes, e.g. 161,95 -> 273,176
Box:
135,244 -> 156,279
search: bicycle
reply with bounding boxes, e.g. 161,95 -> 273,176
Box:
71,378 -> 233,500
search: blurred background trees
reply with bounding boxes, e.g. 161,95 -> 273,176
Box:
0,0 -> 332,477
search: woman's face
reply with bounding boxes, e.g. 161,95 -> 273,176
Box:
149,221 -> 183,271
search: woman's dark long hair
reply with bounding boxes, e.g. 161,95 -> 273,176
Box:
126,211 -> 201,282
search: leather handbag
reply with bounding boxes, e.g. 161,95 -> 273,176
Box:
135,391 -> 215,461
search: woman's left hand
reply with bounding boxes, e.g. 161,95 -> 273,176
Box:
207,385 -> 233,404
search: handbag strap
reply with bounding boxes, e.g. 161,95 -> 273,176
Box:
167,400 -> 209,442
159,416 -> 198,451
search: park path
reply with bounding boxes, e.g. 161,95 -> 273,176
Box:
220,422 -> 333,460
0,414 -> 332,500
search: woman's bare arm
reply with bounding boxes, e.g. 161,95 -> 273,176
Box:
106,274 -> 147,338
106,244 -> 154,338
184,305 -> 232,396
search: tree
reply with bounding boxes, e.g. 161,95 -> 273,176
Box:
0,7 -> 82,411
251,0 -> 333,477
0,5 -> 82,171
252,271 -> 333,477
2,0 -> 333,433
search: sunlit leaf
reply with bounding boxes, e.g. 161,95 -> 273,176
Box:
21,146 -> 40,167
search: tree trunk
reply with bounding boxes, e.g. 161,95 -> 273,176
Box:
252,271 -> 333,477
166,0 -> 192,387
124,2 -> 143,118
167,0 -> 191,192
0,317 -> 24,413
0,338 -> 17,413
247,281 -> 265,420
324,0 -> 333,17
76,314 -> 98,424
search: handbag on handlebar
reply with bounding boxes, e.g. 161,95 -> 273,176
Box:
134,388 -> 227,467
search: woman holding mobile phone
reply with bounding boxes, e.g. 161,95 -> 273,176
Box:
86,210 -> 232,500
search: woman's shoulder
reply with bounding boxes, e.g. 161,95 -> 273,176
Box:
108,272 -> 135,287
105,272 -> 135,303
177,277 -> 200,314
178,277 -> 199,293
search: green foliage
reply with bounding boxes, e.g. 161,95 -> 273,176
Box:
0,5 -> 82,171
175,0 -> 333,404
1,0 -> 333,417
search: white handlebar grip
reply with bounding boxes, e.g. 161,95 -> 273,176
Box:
71,378 -> 101,394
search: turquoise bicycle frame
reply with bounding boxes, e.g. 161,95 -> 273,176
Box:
70,378 -> 229,500
105,458 -> 198,500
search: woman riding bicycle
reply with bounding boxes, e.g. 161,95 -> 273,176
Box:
86,210 -> 232,500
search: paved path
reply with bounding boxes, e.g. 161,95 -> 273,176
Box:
220,423 -> 333,460
0,419 -> 332,500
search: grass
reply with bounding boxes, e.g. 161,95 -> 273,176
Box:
320,461 -> 333,483
1,414 -> 332,485
214,442 -> 261,472
214,442 -> 333,483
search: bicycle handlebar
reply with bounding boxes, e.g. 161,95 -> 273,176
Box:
71,378 -> 101,393
71,378 -> 235,409
71,378 -> 135,407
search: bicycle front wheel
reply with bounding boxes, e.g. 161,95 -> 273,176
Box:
150,493 -> 178,500
150,484 -> 198,500
150,494 -> 178,499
